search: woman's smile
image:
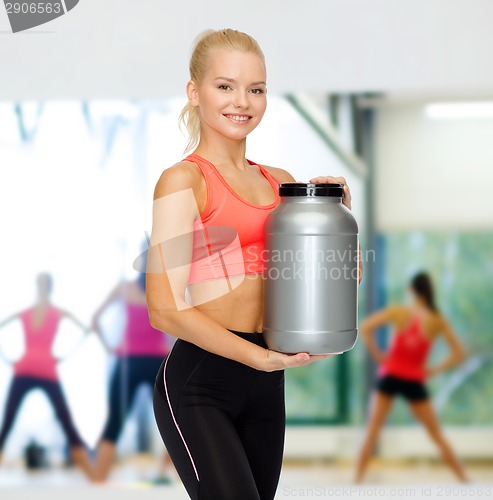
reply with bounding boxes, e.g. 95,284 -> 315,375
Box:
223,113 -> 253,124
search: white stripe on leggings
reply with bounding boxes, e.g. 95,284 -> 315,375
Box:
163,346 -> 200,481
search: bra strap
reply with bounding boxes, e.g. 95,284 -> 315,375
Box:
249,160 -> 281,192
184,153 -> 213,174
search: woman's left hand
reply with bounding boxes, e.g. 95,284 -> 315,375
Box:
309,176 -> 352,210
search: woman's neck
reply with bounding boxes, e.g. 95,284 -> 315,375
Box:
193,134 -> 249,171
413,299 -> 431,315
35,298 -> 51,308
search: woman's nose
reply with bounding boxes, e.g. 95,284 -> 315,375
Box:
233,92 -> 249,109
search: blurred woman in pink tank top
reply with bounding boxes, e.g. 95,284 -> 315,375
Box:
0,272 -> 93,477
89,270 -> 174,482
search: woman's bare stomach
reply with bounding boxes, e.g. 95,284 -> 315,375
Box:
187,274 -> 264,333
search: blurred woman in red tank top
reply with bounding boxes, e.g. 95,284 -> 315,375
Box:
355,272 -> 469,483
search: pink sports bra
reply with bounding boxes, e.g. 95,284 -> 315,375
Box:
185,154 -> 281,284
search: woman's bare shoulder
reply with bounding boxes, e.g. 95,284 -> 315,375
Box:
388,304 -> 411,322
154,160 -> 204,200
433,310 -> 449,328
391,304 -> 408,314
260,164 -> 296,183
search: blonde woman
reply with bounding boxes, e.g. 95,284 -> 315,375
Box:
147,29 -> 361,500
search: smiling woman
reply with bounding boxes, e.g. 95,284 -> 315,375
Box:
178,29 -> 268,154
148,28 -> 358,500
188,49 -> 267,142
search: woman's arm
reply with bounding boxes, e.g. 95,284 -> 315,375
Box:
60,309 -> 91,334
147,163 -> 327,372
0,312 -> 21,330
0,312 -> 22,362
54,309 -> 93,361
89,284 -> 123,352
427,316 -> 466,377
360,306 -> 398,364
90,283 -> 123,333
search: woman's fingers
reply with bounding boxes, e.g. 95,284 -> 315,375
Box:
281,352 -> 334,369
309,175 -> 346,185
265,349 -> 338,371
308,354 -> 335,362
342,185 -> 352,210
286,352 -> 310,366
289,353 -> 333,368
308,175 -> 352,210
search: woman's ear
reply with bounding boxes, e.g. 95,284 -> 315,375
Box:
186,80 -> 199,107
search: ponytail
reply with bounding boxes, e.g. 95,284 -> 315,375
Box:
411,272 -> 438,312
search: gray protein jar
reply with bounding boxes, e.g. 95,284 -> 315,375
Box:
263,183 -> 359,354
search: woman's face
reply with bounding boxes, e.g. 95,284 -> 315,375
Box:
190,49 -> 267,142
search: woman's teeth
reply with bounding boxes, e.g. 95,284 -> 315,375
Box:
225,115 -> 250,122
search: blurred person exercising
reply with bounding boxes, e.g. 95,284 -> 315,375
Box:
148,28 -> 362,500
355,272 -> 468,483
0,272 -> 92,477
90,272 -> 173,482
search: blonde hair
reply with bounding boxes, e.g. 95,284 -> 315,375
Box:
179,28 -> 265,155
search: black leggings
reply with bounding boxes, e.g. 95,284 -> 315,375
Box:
101,354 -> 164,443
153,330 -> 285,500
0,375 -> 85,449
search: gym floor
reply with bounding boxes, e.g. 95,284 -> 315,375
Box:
1,456 -> 492,500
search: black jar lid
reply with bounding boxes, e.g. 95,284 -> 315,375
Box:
279,182 -> 344,197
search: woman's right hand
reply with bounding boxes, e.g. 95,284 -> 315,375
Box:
260,349 -> 334,372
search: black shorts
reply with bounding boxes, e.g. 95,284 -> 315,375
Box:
376,375 -> 429,401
